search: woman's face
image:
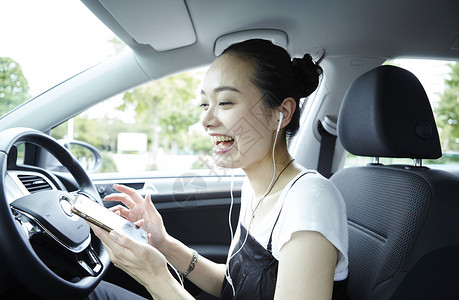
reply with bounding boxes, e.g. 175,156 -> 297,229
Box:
200,54 -> 277,169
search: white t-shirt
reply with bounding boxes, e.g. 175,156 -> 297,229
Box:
239,170 -> 349,281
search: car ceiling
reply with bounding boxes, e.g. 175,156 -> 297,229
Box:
83,0 -> 459,62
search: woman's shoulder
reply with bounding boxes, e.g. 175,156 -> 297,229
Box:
287,168 -> 337,192
273,168 -> 349,273
282,169 -> 345,210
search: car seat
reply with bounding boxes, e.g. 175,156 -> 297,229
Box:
330,65 -> 459,299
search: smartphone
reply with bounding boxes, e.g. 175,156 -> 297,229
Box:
72,194 -> 148,244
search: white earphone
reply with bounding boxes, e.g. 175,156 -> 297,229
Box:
225,110 -> 284,296
276,111 -> 283,133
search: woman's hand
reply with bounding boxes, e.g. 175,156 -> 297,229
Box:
104,184 -> 169,250
95,184 -> 224,299
90,223 -> 166,283
89,224 -> 193,299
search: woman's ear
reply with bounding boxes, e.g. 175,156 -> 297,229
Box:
274,97 -> 296,131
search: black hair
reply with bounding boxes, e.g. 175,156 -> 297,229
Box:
221,39 -> 324,137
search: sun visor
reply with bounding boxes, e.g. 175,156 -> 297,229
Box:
98,0 -> 196,51
214,29 -> 288,56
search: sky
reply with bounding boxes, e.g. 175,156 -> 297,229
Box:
0,0 -> 115,96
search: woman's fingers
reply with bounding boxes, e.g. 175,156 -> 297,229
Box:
89,221 -> 169,286
106,185 -> 159,217
104,192 -> 136,208
113,184 -> 145,204
109,205 -> 131,219
88,222 -> 111,244
133,219 -> 145,228
109,230 -> 139,248
144,194 -> 159,214
147,233 -> 152,243
89,223 -> 135,259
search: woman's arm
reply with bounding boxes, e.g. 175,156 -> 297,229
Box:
158,236 -> 227,296
102,184 -> 228,297
91,224 -> 227,298
274,230 -> 338,300
159,223 -> 242,296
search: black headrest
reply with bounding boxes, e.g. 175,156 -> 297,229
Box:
338,65 -> 441,159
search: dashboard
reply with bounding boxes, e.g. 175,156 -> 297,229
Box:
5,170 -> 58,204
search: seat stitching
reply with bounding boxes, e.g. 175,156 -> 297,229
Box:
348,219 -> 387,244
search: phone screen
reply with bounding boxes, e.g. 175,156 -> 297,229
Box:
72,194 -> 147,244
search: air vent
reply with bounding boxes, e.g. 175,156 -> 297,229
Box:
17,174 -> 53,193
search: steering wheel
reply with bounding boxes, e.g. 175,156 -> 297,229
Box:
0,127 -> 109,299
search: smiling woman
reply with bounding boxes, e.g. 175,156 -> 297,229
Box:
84,38 -> 348,300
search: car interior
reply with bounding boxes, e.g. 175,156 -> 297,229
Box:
1,0 -> 459,299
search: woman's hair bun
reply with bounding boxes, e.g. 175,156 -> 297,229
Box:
292,53 -> 324,98
221,39 -> 325,137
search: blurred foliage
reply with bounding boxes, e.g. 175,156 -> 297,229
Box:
3,41 -> 214,172
120,71 -> 204,154
435,62 -> 459,152
108,37 -> 126,55
51,70 -> 214,172
347,152 -> 459,166
190,133 -> 214,155
424,152 -> 459,165
0,57 -> 30,116
99,151 -> 118,173
53,116 -> 140,153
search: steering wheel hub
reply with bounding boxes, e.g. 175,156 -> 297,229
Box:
11,190 -> 91,252
59,194 -> 76,217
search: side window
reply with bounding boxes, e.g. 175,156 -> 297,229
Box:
15,143 -> 25,165
51,68 -> 214,174
344,59 -> 459,168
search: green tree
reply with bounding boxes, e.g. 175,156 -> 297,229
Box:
51,116 -> 128,173
435,62 -> 459,152
0,57 -> 30,116
52,115 -> 137,152
108,37 -> 126,55
120,71 -> 202,156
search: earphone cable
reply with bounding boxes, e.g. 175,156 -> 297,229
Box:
225,112 -> 286,297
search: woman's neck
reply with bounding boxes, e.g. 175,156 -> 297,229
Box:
243,142 -> 293,199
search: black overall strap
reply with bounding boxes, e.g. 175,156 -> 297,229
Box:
267,205 -> 284,253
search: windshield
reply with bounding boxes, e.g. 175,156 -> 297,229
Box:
0,0 -> 117,116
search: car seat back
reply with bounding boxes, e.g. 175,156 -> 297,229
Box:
331,65 -> 459,299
